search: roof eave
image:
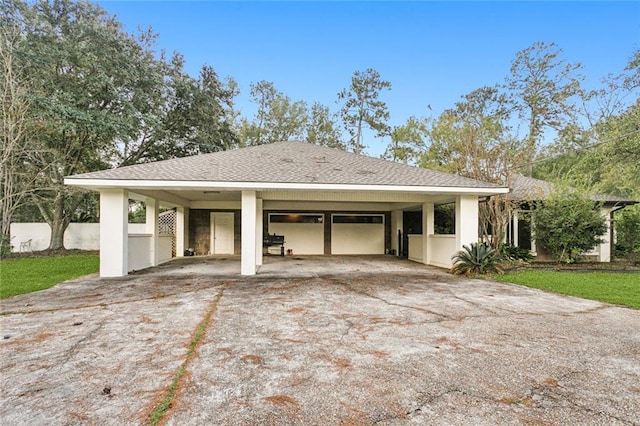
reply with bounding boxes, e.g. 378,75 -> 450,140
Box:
64,178 -> 509,196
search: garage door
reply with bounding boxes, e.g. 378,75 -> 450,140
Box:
331,214 -> 384,255
268,213 -> 324,255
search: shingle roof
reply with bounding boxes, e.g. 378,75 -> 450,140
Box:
67,141 -> 504,189
510,174 -> 636,204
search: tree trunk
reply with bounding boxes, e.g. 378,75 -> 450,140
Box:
48,192 -> 69,250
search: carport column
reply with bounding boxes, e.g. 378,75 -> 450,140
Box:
146,197 -> 159,266
99,189 -> 129,277
455,194 -> 479,250
241,190 -> 257,275
176,206 -> 190,257
256,198 -> 263,266
599,207 -> 613,262
512,210 -> 519,246
422,202 -> 434,265
390,210 -> 402,255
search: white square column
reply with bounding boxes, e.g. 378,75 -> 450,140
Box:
256,198 -> 263,266
176,207 -> 190,257
146,197 -> 159,266
100,189 -> 129,277
455,195 -> 479,250
599,207 -> 613,262
390,210 -> 402,255
241,190 -> 257,275
422,202 -> 434,265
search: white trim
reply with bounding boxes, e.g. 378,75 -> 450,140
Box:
65,178 -> 509,195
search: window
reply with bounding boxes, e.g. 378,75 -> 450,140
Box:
269,214 -> 323,224
332,214 -> 384,224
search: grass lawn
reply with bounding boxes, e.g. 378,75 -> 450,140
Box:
495,270 -> 640,309
0,255 -> 99,298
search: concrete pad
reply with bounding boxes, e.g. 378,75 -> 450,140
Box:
1,256 -> 639,425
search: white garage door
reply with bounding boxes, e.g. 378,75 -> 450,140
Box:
331,214 -> 384,255
268,213 -> 324,255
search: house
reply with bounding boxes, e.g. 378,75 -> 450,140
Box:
506,174 -> 637,262
65,141 -> 509,277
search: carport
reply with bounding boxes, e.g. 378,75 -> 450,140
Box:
65,141 -> 508,277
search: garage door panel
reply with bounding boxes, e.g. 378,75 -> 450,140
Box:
269,222 -> 324,255
331,214 -> 385,255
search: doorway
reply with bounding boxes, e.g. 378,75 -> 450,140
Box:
210,212 -> 234,254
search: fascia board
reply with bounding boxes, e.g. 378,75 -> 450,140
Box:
64,178 -> 510,195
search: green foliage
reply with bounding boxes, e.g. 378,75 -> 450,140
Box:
450,242 -> 503,276
532,189 -> 607,263
306,102 -> 345,149
614,205 -> 640,262
383,116 -> 427,164
506,41 -> 584,175
0,254 -> 99,298
0,235 -> 12,259
2,0 -> 238,249
434,203 -> 455,234
338,68 -> 391,154
501,242 -> 533,262
495,271 -> 640,309
239,80 -> 308,146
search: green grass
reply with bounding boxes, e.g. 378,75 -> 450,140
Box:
495,270 -> 640,309
0,255 -> 99,298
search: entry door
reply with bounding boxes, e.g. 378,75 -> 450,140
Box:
210,213 -> 234,254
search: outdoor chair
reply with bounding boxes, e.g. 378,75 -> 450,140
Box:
19,239 -> 32,252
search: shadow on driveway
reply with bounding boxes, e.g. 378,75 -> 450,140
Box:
1,256 -> 639,425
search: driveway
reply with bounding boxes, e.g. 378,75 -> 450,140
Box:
1,256 -> 639,425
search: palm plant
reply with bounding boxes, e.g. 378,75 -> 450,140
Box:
450,242 -> 503,276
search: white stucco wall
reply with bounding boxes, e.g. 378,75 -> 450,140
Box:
127,234 -> 173,272
428,235 -> 456,268
10,223 -> 146,252
407,234 -> 423,262
128,234 -> 151,271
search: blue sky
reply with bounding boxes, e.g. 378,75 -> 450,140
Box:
97,1 -> 639,156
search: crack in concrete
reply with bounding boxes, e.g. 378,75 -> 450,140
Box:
61,318 -> 108,362
339,281 -> 453,322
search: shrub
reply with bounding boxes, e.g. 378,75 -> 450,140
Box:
614,205 -> 640,263
501,242 -> 533,262
451,242 -> 503,276
532,189 -> 607,263
0,235 -> 13,259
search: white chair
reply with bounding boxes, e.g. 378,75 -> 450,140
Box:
19,239 -> 32,252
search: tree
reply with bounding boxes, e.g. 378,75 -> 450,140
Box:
337,68 -> 391,154
5,0 -> 238,250
614,205 -> 640,263
533,50 -> 640,200
306,102 -> 344,149
506,42 -> 584,176
12,0 -> 165,249
421,87 -> 526,247
118,55 -> 238,166
0,13 -> 39,255
383,116 -> 427,164
532,189 -> 607,263
240,80 -> 308,146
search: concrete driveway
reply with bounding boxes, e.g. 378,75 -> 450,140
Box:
1,256 -> 639,425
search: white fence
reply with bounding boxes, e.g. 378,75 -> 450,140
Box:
10,223 -> 146,252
